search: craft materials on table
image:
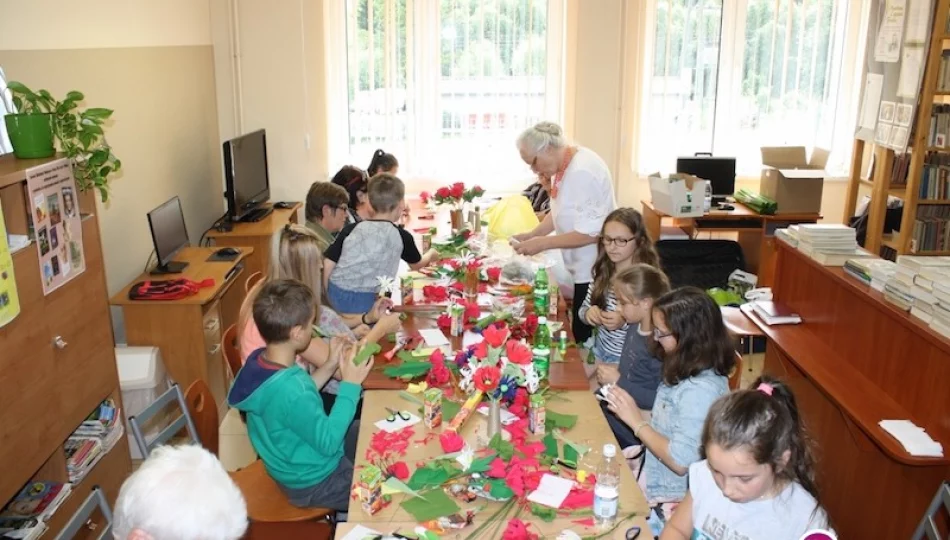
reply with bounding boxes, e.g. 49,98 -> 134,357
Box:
527,474 -> 576,508
374,409 -> 421,433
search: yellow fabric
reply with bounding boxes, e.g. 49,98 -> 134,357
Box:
483,195 -> 540,241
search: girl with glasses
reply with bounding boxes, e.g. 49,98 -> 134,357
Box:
579,208 -> 659,366
604,287 -> 735,535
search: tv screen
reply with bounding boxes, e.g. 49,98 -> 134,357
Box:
147,196 -> 190,273
223,129 -> 270,220
676,155 -> 736,198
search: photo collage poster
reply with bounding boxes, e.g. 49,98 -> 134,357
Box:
0,204 -> 20,328
855,0 -> 936,152
26,158 -> 85,295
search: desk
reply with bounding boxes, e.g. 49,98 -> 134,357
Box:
110,247 -> 251,416
640,200 -> 820,286
345,391 -> 650,538
754,242 -> 950,538
205,203 -> 301,281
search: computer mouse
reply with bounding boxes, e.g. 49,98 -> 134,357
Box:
718,204 -> 735,211
217,247 -> 240,257
273,201 -> 293,210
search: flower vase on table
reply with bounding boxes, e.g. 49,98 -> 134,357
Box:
428,182 -> 484,232
463,264 -> 479,303
450,208 -> 464,231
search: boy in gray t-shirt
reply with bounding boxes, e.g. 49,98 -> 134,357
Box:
324,174 -> 435,314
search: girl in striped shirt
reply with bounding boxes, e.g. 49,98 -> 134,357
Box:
578,208 -> 659,363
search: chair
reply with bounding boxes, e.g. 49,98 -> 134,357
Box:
655,239 -> 745,290
245,271 -> 264,293
728,351 -> 743,391
54,487 -> 112,540
222,323 -> 243,382
183,379 -> 333,524
913,481 -> 950,539
128,383 -> 199,458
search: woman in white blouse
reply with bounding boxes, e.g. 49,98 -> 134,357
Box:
511,121 -> 617,343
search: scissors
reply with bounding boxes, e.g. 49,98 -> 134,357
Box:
385,407 -> 411,423
626,526 -> 641,539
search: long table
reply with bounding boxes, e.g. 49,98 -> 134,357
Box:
341,391 -> 650,539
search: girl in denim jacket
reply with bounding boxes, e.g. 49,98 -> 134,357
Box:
606,287 -> 735,534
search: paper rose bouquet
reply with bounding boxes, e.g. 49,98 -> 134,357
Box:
454,322 -> 541,401
421,182 -> 485,210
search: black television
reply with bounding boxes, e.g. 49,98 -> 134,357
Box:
223,129 -> 272,222
676,153 -> 736,203
147,196 -> 190,275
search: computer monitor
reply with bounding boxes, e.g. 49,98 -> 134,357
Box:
676,154 -> 737,202
223,129 -> 272,222
147,196 -> 190,275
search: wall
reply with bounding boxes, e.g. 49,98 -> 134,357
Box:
0,0 -> 223,342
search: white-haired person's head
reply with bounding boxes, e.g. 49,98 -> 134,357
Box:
113,445 -> 247,540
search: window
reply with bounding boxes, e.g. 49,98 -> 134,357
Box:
0,67 -> 12,154
326,0 -> 564,190
638,0 -> 859,176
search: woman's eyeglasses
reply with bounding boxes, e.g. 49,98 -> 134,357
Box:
601,236 -> 635,247
653,328 -> 673,340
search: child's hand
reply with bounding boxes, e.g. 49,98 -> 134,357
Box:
327,336 -> 352,367
600,310 -> 626,331
595,364 -> 620,385
586,306 -> 604,326
375,313 -> 402,336
339,342 -> 374,384
353,324 -> 371,339
606,386 -> 641,427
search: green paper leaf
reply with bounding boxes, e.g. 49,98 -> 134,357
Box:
488,433 -> 515,461
488,479 -> 515,500
543,431 -> 559,458
400,489 -> 460,521
545,409 -> 578,430
465,453 -> 497,474
383,477 -> 424,499
383,361 -> 432,380
406,467 -> 449,491
530,502 -> 558,522
354,342 -> 382,365
442,399 -> 461,422
397,349 -> 416,363
563,444 -> 578,467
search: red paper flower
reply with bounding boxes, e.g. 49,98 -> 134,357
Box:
463,301 -> 480,322
437,313 -> 452,331
449,281 -> 464,292
486,266 -> 501,281
427,363 -> 450,387
487,457 -> 507,478
502,519 -> 537,540
420,191 -> 431,204
562,487 -> 595,510
390,461 -> 410,480
524,313 -> 539,337
483,324 -> 509,348
446,258 -> 461,270
472,340 -> 489,359
460,229 -> 473,241
509,388 -> 529,417
422,285 -> 449,302
473,366 -> 501,393
505,339 -> 532,365
450,182 -> 465,199
472,185 -> 485,197
435,186 -> 451,199
439,431 -> 464,453
516,441 -> 546,459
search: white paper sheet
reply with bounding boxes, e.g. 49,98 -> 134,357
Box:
896,103 -> 914,127
897,46 -> 925,98
876,122 -> 893,145
905,0 -> 931,42
374,411 -> 422,433
860,73 -> 884,130
418,328 -> 450,347
874,0 -> 907,63
339,525 -> 383,540
879,419 -> 944,457
462,330 -> 484,348
527,474 -> 575,508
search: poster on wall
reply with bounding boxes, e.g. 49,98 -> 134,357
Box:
25,158 -> 85,295
0,205 -> 20,328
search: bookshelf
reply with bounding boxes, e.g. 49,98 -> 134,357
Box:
845,0 -> 950,258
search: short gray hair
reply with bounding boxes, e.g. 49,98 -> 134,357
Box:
516,121 -> 566,154
113,445 -> 247,540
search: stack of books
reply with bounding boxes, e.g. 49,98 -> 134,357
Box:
796,224 -> 870,266
0,481 -> 72,540
775,225 -> 799,247
870,259 -> 898,292
740,300 -> 802,326
65,399 -> 124,483
884,256 -> 950,319
843,257 -> 896,288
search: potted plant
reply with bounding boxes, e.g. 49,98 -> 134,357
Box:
5,82 -> 121,202
3,82 -> 55,159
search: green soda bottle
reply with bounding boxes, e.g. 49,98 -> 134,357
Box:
533,267 -> 549,315
533,316 -> 551,379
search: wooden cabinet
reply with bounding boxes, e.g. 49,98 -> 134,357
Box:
205,203 -> 300,281
111,247 -> 250,418
0,154 -> 131,528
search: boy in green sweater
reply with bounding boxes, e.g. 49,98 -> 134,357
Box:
228,279 -> 373,510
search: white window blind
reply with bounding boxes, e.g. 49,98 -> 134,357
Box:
639,0 -> 859,176
0,67 -> 13,154
327,0 -> 564,191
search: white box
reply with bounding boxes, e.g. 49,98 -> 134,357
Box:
649,173 -> 708,218
116,346 -> 171,459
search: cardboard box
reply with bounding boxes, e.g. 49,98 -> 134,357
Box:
760,147 -> 828,214
649,173 -> 708,218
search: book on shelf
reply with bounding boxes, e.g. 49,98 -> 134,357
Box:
806,247 -> 875,267
65,398 -> 124,483
0,481 -> 71,523
740,301 -> 802,325
0,517 -> 47,540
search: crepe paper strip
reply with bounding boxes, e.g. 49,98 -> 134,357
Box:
383,361 -> 432,380
400,488 -> 461,522
563,444 -> 579,467
543,431 -> 559,459
530,502 -> 559,522
382,476 -> 424,499
545,410 -> 578,430
406,382 -> 429,394
561,487 -> 594,510
488,478 -> 515,500
553,430 -> 591,457
406,467 -> 450,491
517,441 -> 547,460
486,457 -> 507,479
488,432 -> 516,461
504,418 -> 529,447
391,461 -> 410,480
502,518 -> 539,540
354,342 -> 382,365
572,517 -> 596,528
440,431 -> 465,453
397,349 -> 417,363
366,427 -> 415,462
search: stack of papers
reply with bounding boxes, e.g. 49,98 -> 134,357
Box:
65,399 -> 125,482
776,225 -> 799,247
879,420 -> 944,457
869,260 -> 897,292
796,224 -> 860,265
741,301 -> 801,325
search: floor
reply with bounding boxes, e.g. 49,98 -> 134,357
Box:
215,352 -> 766,471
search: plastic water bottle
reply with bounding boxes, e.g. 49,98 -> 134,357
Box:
532,316 -> 551,379
594,443 -> 620,527
533,267 -> 549,315
703,181 -> 712,214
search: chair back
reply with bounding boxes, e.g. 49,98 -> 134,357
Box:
53,487 -> 113,540
128,383 -> 199,458
913,481 -> 950,539
245,271 -> 264,294
655,239 -> 745,290
223,323 -> 243,381
728,351 -> 743,391
184,379 -> 220,456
